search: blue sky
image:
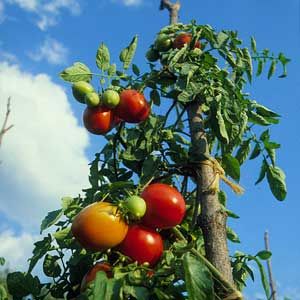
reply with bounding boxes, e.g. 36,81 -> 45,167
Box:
0,0 -> 299,299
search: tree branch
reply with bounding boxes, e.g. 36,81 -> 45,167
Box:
0,97 -> 14,147
160,0 -> 181,24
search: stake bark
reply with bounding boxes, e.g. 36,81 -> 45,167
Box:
160,0 -> 235,286
264,231 -> 277,300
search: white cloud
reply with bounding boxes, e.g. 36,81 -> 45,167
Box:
3,0 -> 81,30
0,62 -> 90,231
112,0 -> 143,6
28,37 -> 68,65
0,231 -> 36,271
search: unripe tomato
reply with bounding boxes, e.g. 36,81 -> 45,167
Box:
85,92 -> 100,107
114,90 -> 150,123
141,183 -> 186,229
173,33 -> 201,49
146,48 -> 160,62
80,262 -> 112,292
124,196 -> 147,219
102,90 -> 120,108
118,225 -> 163,266
71,202 -> 128,251
72,81 -> 94,103
155,34 -> 172,52
83,106 -> 114,135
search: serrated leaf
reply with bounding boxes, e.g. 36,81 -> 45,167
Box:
183,253 -> 214,300
266,165 -> 287,200
268,60 -> 276,79
132,64 -> 140,76
249,143 -> 261,160
235,139 -> 251,164
40,209 -> 63,234
251,36 -> 257,53
43,254 -> 61,278
222,154 -> 240,181
119,36 -> 138,70
96,43 -> 110,71
242,48 -> 253,83
216,110 -> 229,144
255,160 -> 267,185
226,227 -> 240,243
256,250 -> 272,260
59,62 -> 92,82
53,227 -> 71,241
150,89 -> 160,106
169,45 -> 187,68
108,64 -> 117,76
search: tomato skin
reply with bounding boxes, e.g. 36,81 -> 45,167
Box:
71,202 -> 128,251
81,262 -> 112,291
141,183 -> 186,229
114,90 -> 150,123
173,33 -> 201,49
118,225 -> 163,266
83,106 -> 114,135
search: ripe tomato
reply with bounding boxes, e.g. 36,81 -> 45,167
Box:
71,202 -> 128,251
114,89 -> 150,123
83,105 -> 115,135
81,262 -> 112,291
118,225 -> 163,266
141,183 -> 186,229
173,33 -> 201,49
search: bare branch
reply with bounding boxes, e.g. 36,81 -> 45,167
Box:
159,0 -> 180,24
0,97 -> 14,147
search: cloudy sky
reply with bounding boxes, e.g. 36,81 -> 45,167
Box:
0,0 -> 299,299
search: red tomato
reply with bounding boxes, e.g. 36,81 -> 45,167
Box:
83,105 -> 115,135
141,183 -> 186,229
114,89 -> 150,123
118,225 -> 163,266
173,33 -> 201,49
81,262 -> 112,291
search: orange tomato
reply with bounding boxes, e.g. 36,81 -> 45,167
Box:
71,202 -> 128,251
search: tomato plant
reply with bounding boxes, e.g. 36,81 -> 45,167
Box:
102,89 -> 120,108
141,183 -> 186,229
71,202 -> 128,251
118,225 -> 163,266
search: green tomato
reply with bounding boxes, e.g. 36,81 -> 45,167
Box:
85,92 -> 100,107
102,90 -> 120,108
146,48 -> 160,62
154,34 -> 172,52
125,196 -> 147,219
72,81 -> 94,103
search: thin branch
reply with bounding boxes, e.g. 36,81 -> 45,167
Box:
264,231 -> 277,300
160,0 -> 181,24
0,97 -> 14,147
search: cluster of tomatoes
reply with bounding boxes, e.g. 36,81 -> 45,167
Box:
71,82 -> 150,135
71,183 -> 186,291
146,32 -> 201,62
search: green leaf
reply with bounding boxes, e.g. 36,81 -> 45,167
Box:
150,89 -> 160,106
249,143 -> 261,160
0,257 -> 5,266
216,110 -> 229,144
92,272 -> 121,300
242,48 -> 253,83
255,160 -> 267,185
53,227 -> 71,241
266,165 -> 287,200
256,60 -> 263,76
251,36 -> 257,53
119,35 -> 138,70
248,111 -> 272,126
183,253 -> 214,300
255,104 -> 280,118
59,62 -> 92,82
0,285 -> 8,300
122,286 -> 149,300
40,209 -> 63,233
226,227 -> 240,243
61,196 -> 74,211
235,139 -> 251,164
266,147 -> 276,166
268,60 -> 276,79
222,154 -> 240,181
251,256 -> 270,299
169,45 -> 187,68
216,31 -> 229,47
140,156 -> 160,185
256,250 -> 272,260
96,43 -> 110,71
108,64 -> 117,76
132,64 -> 140,76
43,254 -> 61,278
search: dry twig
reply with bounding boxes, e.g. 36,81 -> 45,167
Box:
0,97 -> 14,147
